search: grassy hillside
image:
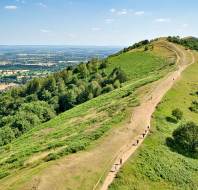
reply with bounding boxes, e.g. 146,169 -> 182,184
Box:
109,56 -> 198,190
107,51 -> 170,80
0,39 -> 176,189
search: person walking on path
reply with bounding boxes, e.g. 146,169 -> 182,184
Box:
120,158 -> 122,165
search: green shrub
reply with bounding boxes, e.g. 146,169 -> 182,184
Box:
172,108 -> 183,121
189,100 -> 198,113
44,153 -> 60,162
0,171 -> 10,179
0,126 -> 15,146
173,122 -> 198,154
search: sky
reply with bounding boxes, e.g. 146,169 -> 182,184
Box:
0,0 -> 198,46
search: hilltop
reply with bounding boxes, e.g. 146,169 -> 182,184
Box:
0,37 -> 197,190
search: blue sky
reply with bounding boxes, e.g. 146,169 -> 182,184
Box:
0,0 -> 198,46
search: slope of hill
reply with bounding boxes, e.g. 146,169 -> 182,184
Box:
109,46 -> 198,189
0,38 -> 182,190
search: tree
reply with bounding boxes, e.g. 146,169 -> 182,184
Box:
172,122 -> 198,153
26,78 -> 41,95
25,94 -> 38,102
102,84 -> 114,93
58,90 -> 77,112
99,60 -> 108,69
113,80 -> 121,89
77,63 -> 89,78
172,108 -> 183,121
44,76 -> 57,93
19,101 -> 56,122
144,45 -> 149,51
0,126 -> 15,146
88,81 -> 102,97
110,68 -> 128,83
11,111 -> 41,133
57,78 -> 65,94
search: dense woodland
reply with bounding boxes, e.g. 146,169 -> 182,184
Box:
167,36 -> 198,50
0,59 -> 127,146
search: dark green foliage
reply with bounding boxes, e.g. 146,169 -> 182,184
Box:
44,153 -> 60,162
189,100 -> 198,113
110,39 -> 150,57
102,84 -> 114,93
26,78 -> 41,95
172,108 -> 183,121
58,91 -> 77,112
0,171 -> 10,179
172,122 -> 198,154
0,127 -> 15,146
0,57 -> 128,146
19,101 -> 56,122
144,45 -> 149,51
99,59 -> 108,69
167,36 -> 198,50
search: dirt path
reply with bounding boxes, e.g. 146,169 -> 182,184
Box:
100,42 -> 195,190
2,42 -> 194,190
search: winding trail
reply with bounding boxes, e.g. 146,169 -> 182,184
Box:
100,42 -> 196,190
2,41 -> 195,190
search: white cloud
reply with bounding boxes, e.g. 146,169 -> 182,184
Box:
134,11 -> 145,16
40,29 -> 51,33
4,5 -> 18,10
154,18 -> 171,23
91,27 -> 101,31
37,2 -> 47,8
105,18 -> 114,24
117,9 -> 127,15
110,8 -> 116,13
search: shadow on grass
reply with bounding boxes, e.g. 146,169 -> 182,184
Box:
166,117 -> 177,124
166,137 -> 198,159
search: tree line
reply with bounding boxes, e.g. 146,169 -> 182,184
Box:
109,40 -> 150,57
0,58 -> 128,146
167,36 -> 198,50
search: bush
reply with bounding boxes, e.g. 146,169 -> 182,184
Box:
189,100 -> 198,113
0,127 -> 15,146
102,84 -> 114,93
172,108 -> 183,121
0,171 -> 10,179
44,153 -> 60,162
19,101 -> 56,122
172,122 -> 198,153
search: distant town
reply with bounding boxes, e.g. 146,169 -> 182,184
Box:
0,46 -> 120,86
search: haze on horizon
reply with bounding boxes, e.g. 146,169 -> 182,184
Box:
0,0 -> 198,46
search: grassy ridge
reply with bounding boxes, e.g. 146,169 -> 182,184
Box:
109,60 -> 198,190
0,42 -> 175,186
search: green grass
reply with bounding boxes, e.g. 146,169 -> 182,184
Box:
0,42 -> 175,187
0,76 -> 154,181
109,61 -> 198,190
107,51 -> 173,80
